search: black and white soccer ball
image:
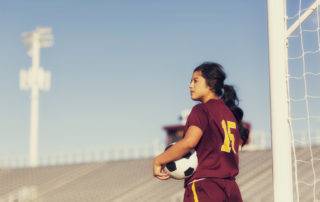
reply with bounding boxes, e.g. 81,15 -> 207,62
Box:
164,143 -> 198,180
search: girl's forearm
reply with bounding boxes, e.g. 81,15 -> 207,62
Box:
155,138 -> 193,165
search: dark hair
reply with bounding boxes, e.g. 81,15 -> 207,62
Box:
194,62 -> 249,146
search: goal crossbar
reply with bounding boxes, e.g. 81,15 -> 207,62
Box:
287,0 -> 320,37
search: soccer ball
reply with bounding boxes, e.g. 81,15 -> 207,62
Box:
164,143 -> 198,180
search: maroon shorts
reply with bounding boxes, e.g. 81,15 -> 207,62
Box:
183,178 -> 243,202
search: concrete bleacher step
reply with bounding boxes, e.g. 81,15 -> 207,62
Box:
0,146 -> 319,202
0,166 -> 73,196
239,150 -> 271,171
242,170 -> 273,202
40,159 -> 155,202
37,162 -> 105,199
237,150 -> 273,187
110,178 -> 183,202
0,164 -> 96,200
240,165 -> 272,199
105,158 -> 184,202
239,150 -> 269,170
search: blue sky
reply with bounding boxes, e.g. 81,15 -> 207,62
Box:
0,1 -> 271,158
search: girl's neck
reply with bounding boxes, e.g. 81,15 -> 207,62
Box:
202,94 -> 219,103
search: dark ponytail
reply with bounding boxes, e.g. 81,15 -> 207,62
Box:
194,62 -> 249,146
222,85 -> 249,146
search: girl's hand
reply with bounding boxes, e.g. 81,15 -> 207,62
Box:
153,158 -> 170,180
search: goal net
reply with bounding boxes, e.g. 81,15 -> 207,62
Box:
268,0 -> 320,201
287,0 -> 320,201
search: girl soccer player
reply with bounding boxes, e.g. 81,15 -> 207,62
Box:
153,62 -> 249,202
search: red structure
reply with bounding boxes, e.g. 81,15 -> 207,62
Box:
163,124 -> 185,146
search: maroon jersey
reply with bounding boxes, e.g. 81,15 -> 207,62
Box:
184,99 -> 240,186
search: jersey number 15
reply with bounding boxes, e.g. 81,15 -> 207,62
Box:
221,120 -> 237,154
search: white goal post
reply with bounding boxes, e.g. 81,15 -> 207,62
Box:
267,0 -> 320,202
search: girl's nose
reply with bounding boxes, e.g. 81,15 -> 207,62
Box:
189,82 -> 193,89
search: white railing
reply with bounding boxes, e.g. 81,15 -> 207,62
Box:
242,130 -> 269,151
0,139 -> 166,168
1,131 -> 294,169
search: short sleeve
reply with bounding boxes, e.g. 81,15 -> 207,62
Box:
187,104 -> 208,132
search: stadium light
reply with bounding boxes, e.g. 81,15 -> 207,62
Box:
20,27 -> 53,167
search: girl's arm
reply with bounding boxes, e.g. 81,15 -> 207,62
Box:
153,125 -> 203,180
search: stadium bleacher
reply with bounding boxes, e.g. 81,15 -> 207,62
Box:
0,146 -> 319,202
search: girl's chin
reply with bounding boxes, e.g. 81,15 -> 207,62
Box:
191,96 -> 201,101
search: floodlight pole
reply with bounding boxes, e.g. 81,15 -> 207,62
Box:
20,27 -> 53,167
30,32 -> 40,168
267,0 -> 293,202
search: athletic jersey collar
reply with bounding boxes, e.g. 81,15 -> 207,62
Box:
206,98 -> 224,104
